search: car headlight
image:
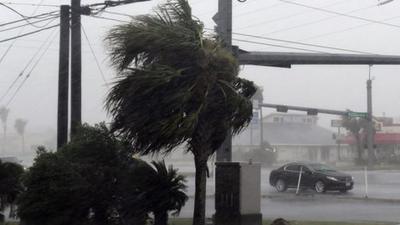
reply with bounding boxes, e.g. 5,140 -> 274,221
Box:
326,176 -> 339,181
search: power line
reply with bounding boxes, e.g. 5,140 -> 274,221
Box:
232,38 -> 327,53
0,0 -> 48,65
102,10 -> 134,17
6,31 -> 58,107
0,2 -> 53,28
88,15 -> 129,23
0,24 -> 59,44
235,0 -> 351,30
0,1 -> 59,7
261,3 -> 377,36
0,15 -> 59,33
0,10 -> 58,27
81,23 -> 109,87
300,14 -> 400,41
0,29 -> 57,103
279,0 -> 400,30
204,27 -> 374,55
231,31 -> 374,55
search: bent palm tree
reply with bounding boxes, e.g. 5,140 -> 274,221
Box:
14,119 -> 28,153
105,1 -> 255,224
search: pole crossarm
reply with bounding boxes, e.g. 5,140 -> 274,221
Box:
238,51 -> 400,67
260,103 -> 364,116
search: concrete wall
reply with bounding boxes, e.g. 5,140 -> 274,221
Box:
240,163 -> 261,214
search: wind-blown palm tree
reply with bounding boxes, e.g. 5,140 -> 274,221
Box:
105,1 -> 255,224
14,119 -> 28,153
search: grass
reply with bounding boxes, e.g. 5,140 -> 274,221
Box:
169,218 -> 397,225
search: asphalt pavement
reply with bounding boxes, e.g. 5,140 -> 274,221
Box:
176,165 -> 400,222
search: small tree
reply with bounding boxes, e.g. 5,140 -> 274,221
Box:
342,116 -> 367,164
0,160 -> 24,219
14,119 -> 28,153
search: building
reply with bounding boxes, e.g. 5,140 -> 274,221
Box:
233,113 -> 351,163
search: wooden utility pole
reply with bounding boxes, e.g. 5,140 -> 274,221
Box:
57,5 -> 70,148
71,0 -> 82,137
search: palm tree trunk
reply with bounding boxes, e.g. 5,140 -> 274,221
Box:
193,152 -> 208,225
154,211 -> 168,225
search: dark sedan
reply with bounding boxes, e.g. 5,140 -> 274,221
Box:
269,162 -> 354,193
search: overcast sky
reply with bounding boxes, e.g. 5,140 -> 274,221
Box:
1,0 -> 400,135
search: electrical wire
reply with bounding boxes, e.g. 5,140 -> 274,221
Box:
279,0 -> 400,30
0,29 -> 57,103
0,15 -> 59,32
0,1 -> 59,7
261,3 -> 377,36
232,38 -> 328,53
88,15 -> 129,23
0,24 -> 60,44
0,0 -> 48,66
231,31 -> 374,55
300,14 -> 400,42
0,10 -> 58,27
204,27 -> 375,55
6,31 -> 58,107
236,0 -> 351,30
81,23 -> 109,87
0,2 -> 53,28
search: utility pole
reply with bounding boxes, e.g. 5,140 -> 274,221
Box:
70,0 -> 82,137
366,66 -> 374,166
57,5 -> 70,148
214,0 -> 233,162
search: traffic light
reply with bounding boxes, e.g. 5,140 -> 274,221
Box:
276,105 -> 288,113
307,109 -> 318,115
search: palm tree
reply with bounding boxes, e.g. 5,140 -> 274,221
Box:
124,160 -> 187,225
342,116 -> 367,164
14,119 -> 28,153
105,1 -> 255,224
0,107 -> 9,154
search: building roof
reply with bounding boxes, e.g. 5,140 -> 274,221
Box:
233,121 -> 336,146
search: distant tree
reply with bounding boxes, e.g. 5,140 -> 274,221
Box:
105,1 -> 255,224
0,160 -> 24,219
14,119 -> 28,153
0,106 -> 9,154
342,116 -> 367,164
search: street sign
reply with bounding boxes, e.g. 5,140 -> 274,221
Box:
331,120 -> 343,127
347,112 -> 368,118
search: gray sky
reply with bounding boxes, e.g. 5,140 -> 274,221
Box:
1,0 -> 400,135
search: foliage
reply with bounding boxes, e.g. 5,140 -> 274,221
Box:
341,116 -> 367,164
0,107 -> 9,126
0,160 -> 24,212
14,119 -> 27,136
18,123 -> 187,225
105,1 -> 255,224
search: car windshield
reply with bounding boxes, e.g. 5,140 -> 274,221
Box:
309,163 -> 337,172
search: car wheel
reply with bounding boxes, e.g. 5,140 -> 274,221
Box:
314,180 -> 326,193
275,179 -> 287,192
340,189 -> 348,194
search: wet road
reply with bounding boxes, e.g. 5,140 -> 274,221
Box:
176,166 -> 400,222
178,196 -> 400,223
